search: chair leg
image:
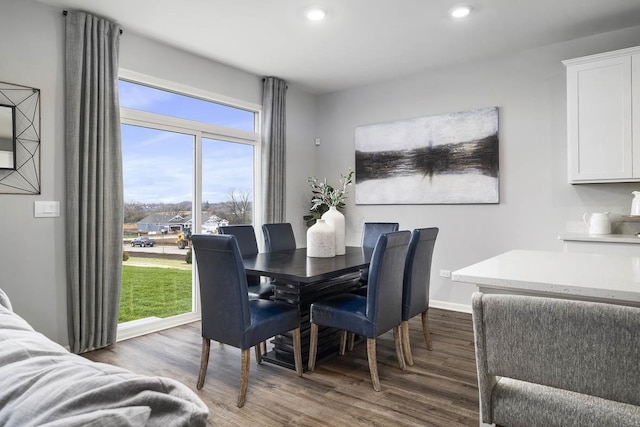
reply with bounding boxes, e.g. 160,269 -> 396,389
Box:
348,333 -> 355,351
401,320 -> 413,366
308,323 -> 319,371
366,338 -> 381,392
196,337 -> 210,390
421,310 -> 432,350
254,344 -> 262,364
393,325 -> 406,371
237,348 -> 250,408
339,330 -> 347,355
292,327 -> 303,377
260,341 -> 267,355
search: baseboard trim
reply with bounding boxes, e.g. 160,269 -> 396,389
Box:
430,299 -> 472,314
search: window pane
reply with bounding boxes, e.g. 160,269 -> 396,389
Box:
120,124 -> 194,324
202,138 -> 254,226
119,80 -> 255,132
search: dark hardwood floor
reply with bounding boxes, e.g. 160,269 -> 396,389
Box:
84,308 -> 479,426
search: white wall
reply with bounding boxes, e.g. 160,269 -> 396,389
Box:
314,25 -> 640,311
0,0 -> 67,344
0,0 -> 317,345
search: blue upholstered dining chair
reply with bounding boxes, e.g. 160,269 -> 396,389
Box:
401,227 -> 439,365
351,222 -> 400,298
307,230 -> 411,391
359,222 -> 399,281
218,225 -> 273,300
191,234 -> 303,408
262,223 -> 297,252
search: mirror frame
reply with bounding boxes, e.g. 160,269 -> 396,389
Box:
0,81 -> 40,194
0,104 -> 17,170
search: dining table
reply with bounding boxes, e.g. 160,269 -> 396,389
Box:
242,246 -> 372,370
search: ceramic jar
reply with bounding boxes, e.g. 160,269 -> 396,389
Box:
631,191 -> 640,216
307,219 -> 335,258
583,212 -> 611,235
321,206 -> 345,255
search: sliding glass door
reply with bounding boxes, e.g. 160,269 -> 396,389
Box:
117,76 -> 261,338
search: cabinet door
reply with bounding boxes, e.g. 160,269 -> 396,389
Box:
633,54 -> 640,177
567,56 -> 633,182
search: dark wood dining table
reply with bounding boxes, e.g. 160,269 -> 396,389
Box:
242,246 -> 372,370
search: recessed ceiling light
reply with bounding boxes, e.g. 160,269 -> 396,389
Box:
306,8 -> 327,21
450,5 -> 472,18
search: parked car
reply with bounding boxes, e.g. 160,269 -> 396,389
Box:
131,236 -> 155,247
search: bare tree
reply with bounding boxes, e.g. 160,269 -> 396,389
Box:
124,201 -> 147,224
225,188 -> 252,224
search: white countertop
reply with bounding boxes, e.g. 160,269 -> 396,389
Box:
558,232 -> 640,244
452,249 -> 640,305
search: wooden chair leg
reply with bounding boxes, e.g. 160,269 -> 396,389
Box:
401,320 -> 414,366
292,327 -> 303,377
366,338 -> 381,392
197,337 -> 210,390
308,323 -> 319,371
254,344 -> 262,364
393,325 -> 406,371
339,330 -> 347,355
422,310 -> 432,350
348,332 -> 355,351
237,348 -> 250,408
260,341 -> 267,355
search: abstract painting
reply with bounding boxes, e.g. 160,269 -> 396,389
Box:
355,107 -> 499,204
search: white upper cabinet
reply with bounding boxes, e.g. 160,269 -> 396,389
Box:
563,47 -> 640,183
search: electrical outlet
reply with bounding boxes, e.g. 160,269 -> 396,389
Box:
439,269 -> 451,278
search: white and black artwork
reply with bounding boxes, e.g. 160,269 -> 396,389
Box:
355,107 -> 499,204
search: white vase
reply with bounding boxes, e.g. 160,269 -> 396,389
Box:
307,219 -> 335,258
322,206 -> 345,255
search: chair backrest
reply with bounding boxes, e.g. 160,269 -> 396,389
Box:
402,228 -> 439,320
472,292 -> 640,423
218,225 -> 259,256
365,230 -> 411,335
361,222 -> 399,249
192,234 -> 251,348
262,223 -> 297,252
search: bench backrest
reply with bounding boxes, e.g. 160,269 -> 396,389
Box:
472,292 -> 640,421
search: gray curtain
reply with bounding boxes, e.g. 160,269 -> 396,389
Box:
262,77 -> 287,223
65,11 -> 123,354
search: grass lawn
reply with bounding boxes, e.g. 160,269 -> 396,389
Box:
119,264 -> 192,323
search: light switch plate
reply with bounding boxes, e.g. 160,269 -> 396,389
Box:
34,201 -> 60,218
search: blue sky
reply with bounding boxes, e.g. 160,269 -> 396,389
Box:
119,81 -> 254,204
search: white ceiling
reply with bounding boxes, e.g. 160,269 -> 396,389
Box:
37,0 -> 640,94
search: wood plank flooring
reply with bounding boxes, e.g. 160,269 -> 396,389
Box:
83,308 -> 479,426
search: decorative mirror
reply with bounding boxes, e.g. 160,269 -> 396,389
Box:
0,105 -> 15,169
0,81 -> 40,194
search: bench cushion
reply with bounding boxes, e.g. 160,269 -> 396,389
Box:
492,378 -> 640,427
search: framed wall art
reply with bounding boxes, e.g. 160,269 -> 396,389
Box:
355,107 -> 498,204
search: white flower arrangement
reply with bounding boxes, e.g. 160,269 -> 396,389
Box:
307,169 -> 354,211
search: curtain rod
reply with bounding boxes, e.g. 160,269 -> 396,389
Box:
63,10 -> 123,35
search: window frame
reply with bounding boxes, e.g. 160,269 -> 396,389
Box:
117,69 -> 262,341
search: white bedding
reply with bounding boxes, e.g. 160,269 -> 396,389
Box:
0,290 -> 208,426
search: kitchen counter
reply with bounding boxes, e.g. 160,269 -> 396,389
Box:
558,232 -> 640,244
452,249 -> 640,307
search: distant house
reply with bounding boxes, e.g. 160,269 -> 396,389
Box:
136,213 -> 228,233
136,213 -> 191,233
203,216 -> 229,233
